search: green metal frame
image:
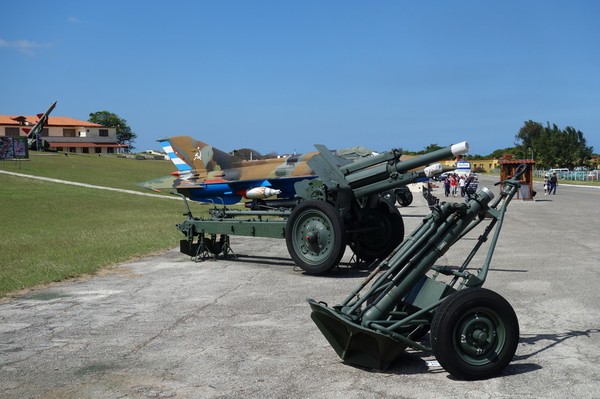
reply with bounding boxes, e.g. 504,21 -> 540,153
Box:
176,196 -> 292,258
176,142 -> 469,260
308,164 -> 527,369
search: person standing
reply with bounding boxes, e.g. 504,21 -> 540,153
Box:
464,174 -> 478,201
450,174 -> 458,196
444,175 -> 450,197
549,172 -> 558,195
543,174 -> 549,195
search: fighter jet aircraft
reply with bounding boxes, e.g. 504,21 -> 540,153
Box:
141,136 -> 436,208
144,135 -> 465,272
142,135 -> 321,206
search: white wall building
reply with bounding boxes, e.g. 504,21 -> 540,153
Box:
0,114 -> 126,154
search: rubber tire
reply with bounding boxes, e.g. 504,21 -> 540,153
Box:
380,191 -> 397,206
431,288 -> 519,380
350,201 -> 404,262
285,200 -> 345,274
396,187 -> 413,207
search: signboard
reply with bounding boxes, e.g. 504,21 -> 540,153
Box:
0,137 -> 29,160
455,160 -> 471,176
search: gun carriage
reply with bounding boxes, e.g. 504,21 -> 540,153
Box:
308,164 -> 528,379
177,142 -> 468,274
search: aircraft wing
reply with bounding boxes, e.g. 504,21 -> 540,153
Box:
138,175 -> 177,192
138,175 -> 269,193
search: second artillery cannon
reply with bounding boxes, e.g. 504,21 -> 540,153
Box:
176,141 -> 469,274
308,165 -> 529,379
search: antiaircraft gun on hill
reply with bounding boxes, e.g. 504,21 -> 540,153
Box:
24,101 -> 57,151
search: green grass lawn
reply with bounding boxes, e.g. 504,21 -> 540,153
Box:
0,154 -> 207,297
2,152 -> 175,191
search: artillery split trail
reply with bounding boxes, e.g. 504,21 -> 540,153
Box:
0,169 -> 179,200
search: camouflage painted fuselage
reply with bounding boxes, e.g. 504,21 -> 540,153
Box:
161,136 -> 317,205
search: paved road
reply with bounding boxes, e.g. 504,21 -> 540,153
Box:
1,176 -> 599,398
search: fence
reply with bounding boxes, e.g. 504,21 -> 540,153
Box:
535,170 -> 599,181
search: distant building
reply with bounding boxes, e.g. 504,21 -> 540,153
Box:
440,158 -> 500,173
0,114 -> 127,154
469,159 -> 500,173
141,150 -> 169,160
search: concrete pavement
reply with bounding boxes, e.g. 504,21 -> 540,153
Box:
1,175 -> 599,398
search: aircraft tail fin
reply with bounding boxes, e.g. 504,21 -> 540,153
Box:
159,138 -> 193,172
158,136 -> 235,181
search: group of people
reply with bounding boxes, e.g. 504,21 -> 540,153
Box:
543,172 -> 558,195
443,173 -> 478,199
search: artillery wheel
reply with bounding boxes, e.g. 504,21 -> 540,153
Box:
380,191 -> 397,206
431,288 -> 519,380
203,234 -> 229,257
349,201 -> 404,263
396,186 -> 413,207
285,200 -> 345,274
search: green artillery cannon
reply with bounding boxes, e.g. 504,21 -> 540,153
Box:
308,164 -> 528,379
177,142 -> 469,274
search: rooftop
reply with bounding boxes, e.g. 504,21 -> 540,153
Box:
0,115 -> 104,128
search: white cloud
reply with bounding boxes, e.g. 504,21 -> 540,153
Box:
68,16 -> 82,24
0,38 -> 42,56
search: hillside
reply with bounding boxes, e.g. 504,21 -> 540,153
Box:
0,153 -> 207,297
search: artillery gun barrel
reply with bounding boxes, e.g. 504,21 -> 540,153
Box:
339,149 -> 400,175
347,141 -> 469,198
360,186 -> 495,325
345,142 -> 468,189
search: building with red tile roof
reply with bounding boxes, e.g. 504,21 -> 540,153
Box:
0,114 -> 127,154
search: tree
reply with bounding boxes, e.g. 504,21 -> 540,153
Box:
403,144 -> 445,155
488,147 -> 519,159
464,154 -> 485,160
420,143 -> 444,154
88,111 -> 137,151
563,126 -> 593,167
232,148 -> 262,161
515,120 -> 544,151
514,121 -> 593,168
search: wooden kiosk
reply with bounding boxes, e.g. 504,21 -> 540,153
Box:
499,157 -> 536,200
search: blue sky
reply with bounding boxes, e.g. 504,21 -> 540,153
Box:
2,0 -> 599,156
